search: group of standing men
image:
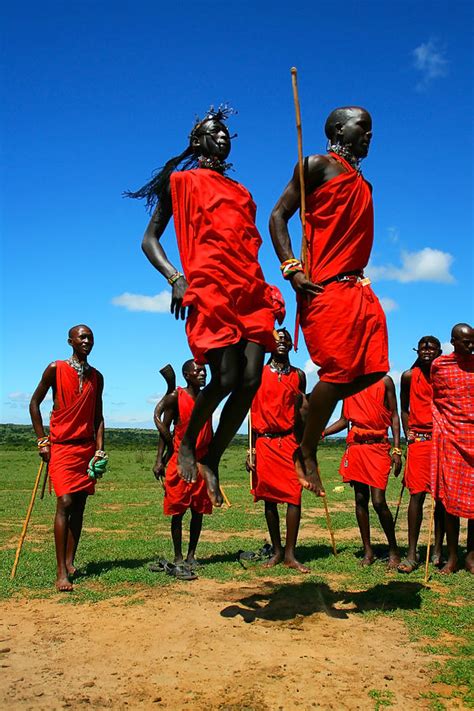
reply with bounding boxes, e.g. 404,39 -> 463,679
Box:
28,103 -> 473,589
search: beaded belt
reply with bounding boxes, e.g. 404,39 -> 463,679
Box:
319,270 -> 365,287
52,437 -> 95,446
255,428 -> 294,440
349,436 -> 388,446
408,431 -> 432,444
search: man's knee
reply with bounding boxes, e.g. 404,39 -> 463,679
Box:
241,367 -> 263,396
372,494 -> 388,514
56,494 -> 74,512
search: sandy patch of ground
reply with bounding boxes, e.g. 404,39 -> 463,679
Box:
0,577 -> 439,710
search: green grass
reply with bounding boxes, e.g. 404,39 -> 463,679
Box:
1,438 -> 472,707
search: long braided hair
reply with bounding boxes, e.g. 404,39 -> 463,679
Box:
410,335 -> 442,368
124,104 -> 235,212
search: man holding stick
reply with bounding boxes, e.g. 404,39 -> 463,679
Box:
430,323 -> 474,574
270,106 -> 388,496
247,329 -> 309,572
324,376 -> 401,568
151,359 -> 213,578
29,325 -> 105,592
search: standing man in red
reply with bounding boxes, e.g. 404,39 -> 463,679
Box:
129,106 -> 283,506
431,323 -> 474,574
248,329 -> 309,572
270,107 -> 388,496
398,336 -> 444,573
152,360 -> 212,577
29,325 -> 105,592
323,376 -> 402,568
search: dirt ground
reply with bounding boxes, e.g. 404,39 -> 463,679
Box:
0,577 -> 443,710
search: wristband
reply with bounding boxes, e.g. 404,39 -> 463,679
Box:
37,437 -> 50,448
280,258 -> 304,280
167,271 -> 184,286
391,447 -> 403,456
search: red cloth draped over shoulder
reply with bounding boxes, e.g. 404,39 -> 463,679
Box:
250,366 -> 302,506
49,360 -> 98,497
430,353 -> 474,518
164,387 -> 213,516
300,153 -> 388,383
404,367 -> 433,494
170,169 -> 277,365
339,379 -> 392,490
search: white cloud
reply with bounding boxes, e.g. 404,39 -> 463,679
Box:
111,290 -> 170,313
387,227 -> 399,244
304,358 -> 319,391
146,392 -> 164,405
379,297 -> 398,313
388,369 -> 402,389
5,391 -> 52,409
367,248 -> 454,284
441,341 -> 454,354
413,40 -> 448,89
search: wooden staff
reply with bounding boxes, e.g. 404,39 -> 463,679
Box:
10,460 -> 45,579
220,485 -> 232,508
424,494 -> 436,584
290,67 -> 308,268
322,490 -> 337,556
248,410 -> 253,490
39,463 -> 49,500
393,482 -> 405,528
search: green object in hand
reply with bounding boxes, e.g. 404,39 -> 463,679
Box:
87,456 -> 108,480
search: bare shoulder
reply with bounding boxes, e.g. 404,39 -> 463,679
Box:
400,369 -> 412,385
383,374 -> 395,389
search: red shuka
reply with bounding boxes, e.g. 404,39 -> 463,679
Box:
430,353 -> 474,518
49,360 -> 98,497
404,367 -> 433,495
163,387 -> 213,516
339,379 -> 392,490
300,153 -> 389,383
170,169 -> 277,365
250,365 -> 302,506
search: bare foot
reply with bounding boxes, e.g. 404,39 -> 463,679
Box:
284,557 -> 311,573
465,551 -> 474,574
439,560 -> 458,575
66,564 -> 78,578
198,463 -> 223,507
387,552 -> 401,570
431,552 -> 444,568
360,554 -> 375,567
262,551 -> 284,568
177,441 -> 197,483
293,447 -> 325,496
56,575 -> 73,592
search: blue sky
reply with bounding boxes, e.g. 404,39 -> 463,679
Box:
1,1 -> 473,429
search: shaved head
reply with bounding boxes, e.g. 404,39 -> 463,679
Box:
451,323 -> 472,339
450,322 -> 474,356
182,359 -> 195,377
68,324 -> 92,338
324,106 -> 369,141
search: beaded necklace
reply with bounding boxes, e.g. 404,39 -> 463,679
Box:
67,356 -> 90,393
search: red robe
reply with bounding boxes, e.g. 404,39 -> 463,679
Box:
300,153 -> 389,383
404,367 -> 433,494
170,169 -> 277,365
250,365 -> 302,506
430,353 -> 474,518
339,380 -> 392,490
163,387 -> 213,516
49,361 -> 98,497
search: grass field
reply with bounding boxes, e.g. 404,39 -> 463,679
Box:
0,438 -> 472,708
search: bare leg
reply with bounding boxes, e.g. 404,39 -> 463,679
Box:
284,503 -> 310,573
65,492 -> 88,577
371,487 -> 400,568
432,500 -> 445,566
186,510 -> 203,566
262,501 -> 284,567
466,519 -> 474,574
197,341 -> 265,506
353,482 -> 374,565
54,495 -> 74,591
171,513 -> 184,563
405,492 -> 426,564
440,511 -> 459,574
296,372 -> 385,495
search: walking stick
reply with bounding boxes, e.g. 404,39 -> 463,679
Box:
39,463 -> 49,500
10,460 -> 45,579
322,490 -> 338,556
424,494 -> 436,584
248,411 -> 253,490
290,67 -> 307,353
393,482 -> 405,528
220,485 -> 232,508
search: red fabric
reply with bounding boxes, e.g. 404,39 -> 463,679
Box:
49,361 -> 97,497
430,353 -> 474,518
404,367 -> 433,494
250,365 -> 302,505
408,367 -> 433,432
163,387 -> 213,515
339,380 -> 392,489
300,153 -> 388,383
170,169 -> 278,365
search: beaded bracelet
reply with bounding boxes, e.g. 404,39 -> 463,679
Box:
391,447 -> 403,456
167,271 -> 184,286
37,436 -> 50,448
280,258 -> 304,280
94,450 -> 108,459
